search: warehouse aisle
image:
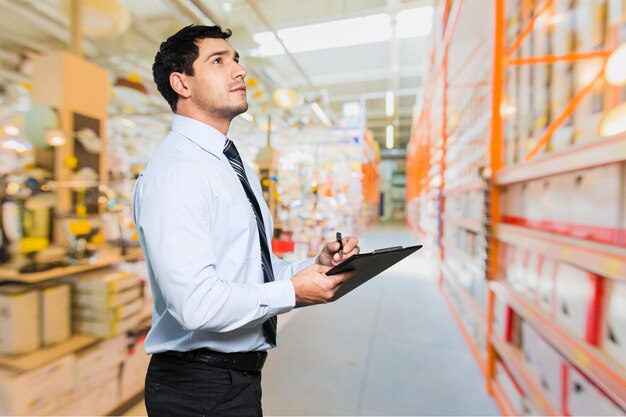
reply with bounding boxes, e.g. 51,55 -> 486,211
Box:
262,221 -> 500,416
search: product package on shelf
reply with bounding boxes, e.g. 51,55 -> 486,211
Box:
554,263 -> 603,343
495,360 -> 525,414
538,257 -> 557,316
533,334 -> 566,410
564,363 -> 625,416
601,278 -> 626,369
0,354 -> 76,416
0,284 -> 40,355
72,269 -> 144,338
38,283 -> 71,347
120,334 -> 150,402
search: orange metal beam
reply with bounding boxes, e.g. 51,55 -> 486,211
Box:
505,0 -> 553,57
487,0 -> 506,398
524,69 -> 604,161
508,50 -> 611,65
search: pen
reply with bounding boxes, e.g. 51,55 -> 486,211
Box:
336,232 -> 343,257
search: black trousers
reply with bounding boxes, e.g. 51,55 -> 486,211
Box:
145,352 -> 263,417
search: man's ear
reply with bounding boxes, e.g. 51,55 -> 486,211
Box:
170,72 -> 191,98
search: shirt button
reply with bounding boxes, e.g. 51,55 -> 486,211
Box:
154,383 -> 160,391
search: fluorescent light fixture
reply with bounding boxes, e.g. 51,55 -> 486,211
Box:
252,7 -> 433,57
396,7 -> 433,38
311,102 -> 332,127
386,90 -> 394,117
386,125 -> 394,149
606,42 -> 626,86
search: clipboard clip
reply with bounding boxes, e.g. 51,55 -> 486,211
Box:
372,246 -> 403,254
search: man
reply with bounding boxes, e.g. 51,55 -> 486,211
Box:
132,25 -> 360,417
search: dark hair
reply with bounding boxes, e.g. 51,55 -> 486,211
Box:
153,25 -> 232,112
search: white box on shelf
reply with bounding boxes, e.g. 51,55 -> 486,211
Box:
496,360 -> 525,414
524,180 -> 544,229
571,164 -> 621,244
494,296 -> 508,339
74,312 -> 141,338
555,262 -> 601,342
73,297 -> 143,322
565,364 -> 625,416
39,283 -> 71,346
573,58 -> 606,146
541,174 -> 573,235
521,321 -> 541,369
601,279 -> 626,369
538,257 -> 557,316
0,354 -> 75,416
535,337 -> 565,410
523,251 -> 540,302
0,284 -> 40,355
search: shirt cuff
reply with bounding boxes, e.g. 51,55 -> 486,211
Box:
257,279 -> 296,316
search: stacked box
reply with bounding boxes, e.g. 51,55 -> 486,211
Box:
0,284 -> 40,355
120,336 -> 151,402
0,354 -> 75,415
39,283 -> 71,346
72,270 -> 143,338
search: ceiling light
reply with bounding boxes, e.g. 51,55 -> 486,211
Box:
253,13 -> 392,57
46,129 -> 66,147
396,6 -> 433,38
605,42 -> 626,86
386,125 -> 394,149
386,91 -> 394,117
600,102 -> 626,137
4,125 -> 19,136
311,102 -> 332,127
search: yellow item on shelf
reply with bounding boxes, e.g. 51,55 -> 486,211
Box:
19,237 -> 49,254
69,220 -> 92,236
90,233 -> 104,245
64,155 -> 78,170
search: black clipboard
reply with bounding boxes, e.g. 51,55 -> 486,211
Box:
325,244 -> 422,301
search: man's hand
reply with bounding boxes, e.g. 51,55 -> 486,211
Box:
291,264 -> 355,307
316,235 -> 360,267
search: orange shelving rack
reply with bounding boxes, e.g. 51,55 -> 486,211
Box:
407,0 -> 626,415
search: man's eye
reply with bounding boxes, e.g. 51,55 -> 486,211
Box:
212,58 -> 222,64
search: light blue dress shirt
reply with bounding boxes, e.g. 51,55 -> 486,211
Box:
132,115 -> 314,354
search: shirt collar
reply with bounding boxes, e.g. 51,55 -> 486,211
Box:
171,114 -> 226,160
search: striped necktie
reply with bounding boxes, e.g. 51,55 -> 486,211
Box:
223,138 -> 277,346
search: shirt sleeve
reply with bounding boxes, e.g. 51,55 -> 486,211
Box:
134,169 -> 294,333
270,254 -> 316,281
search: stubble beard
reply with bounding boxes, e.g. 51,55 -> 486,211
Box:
194,94 -> 248,123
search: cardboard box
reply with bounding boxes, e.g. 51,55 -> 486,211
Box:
0,284 -> 40,355
74,312 -> 141,338
0,354 -> 75,416
571,164 -> 621,244
74,334 -> 126,388
39,283 -> 71,346
541,174 -> 573,235
538,257 -> 557,316
55,369 -> 120,416
564,364 -> 625,416
73,284 -> 142,309
73,297 -> 143,322
555,263 -> 603,342
120,337 -> 150,402
73,270 -> 139,294
521,321 -> 540,368
601,279 -> 626,369
534,337 -> 565,410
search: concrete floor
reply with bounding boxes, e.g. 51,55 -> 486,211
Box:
123,221 -> 500,416
262,221 -> 499,416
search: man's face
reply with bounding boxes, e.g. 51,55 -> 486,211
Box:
187,37 -> 248,120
